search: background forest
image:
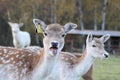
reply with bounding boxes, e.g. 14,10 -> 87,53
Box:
0,0 -> 120,49
0,1 -> 120,80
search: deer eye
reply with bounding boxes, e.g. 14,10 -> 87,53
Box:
62,34 -> 65,37
92,45 -> 96,47
44,32 -> 47,36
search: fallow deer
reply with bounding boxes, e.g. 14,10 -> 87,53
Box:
8,22 -> 31,48
46,33 -> 110,80
0,19 -> 77,80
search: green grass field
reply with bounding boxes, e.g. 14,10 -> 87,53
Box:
92,55 -> 120,80
81,55 -> 120,80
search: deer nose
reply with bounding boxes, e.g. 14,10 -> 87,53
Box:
104,54 -> 109,58
51,41 -> 58,47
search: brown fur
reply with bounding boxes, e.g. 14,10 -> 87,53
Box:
0,47 -> 42,76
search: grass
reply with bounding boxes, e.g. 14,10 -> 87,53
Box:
81,55 -> 120,80
93,55 -> 120,80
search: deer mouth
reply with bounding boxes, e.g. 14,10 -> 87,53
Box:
49,46 -> 58,55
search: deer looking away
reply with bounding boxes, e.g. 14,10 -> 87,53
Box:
0,19 -> 77,80
47,33 -> 110,80
8,22 -> 31,48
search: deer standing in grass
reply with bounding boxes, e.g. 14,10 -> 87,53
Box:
0,19 -> 77,80
47,33 -> 110,80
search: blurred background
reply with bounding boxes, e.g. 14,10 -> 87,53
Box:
0,0 -> 120,79
0,0 -> 120,53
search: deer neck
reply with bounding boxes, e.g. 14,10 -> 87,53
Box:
32,48 -> 59,79
12,31 -> 19,39
75,49 -> 95,76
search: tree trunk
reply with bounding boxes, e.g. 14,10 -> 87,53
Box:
101,0 -> 107,30
77,0 -> 84,30
7,10 -> 11,21
51,0 -> 57,23
94,4 -> 97,31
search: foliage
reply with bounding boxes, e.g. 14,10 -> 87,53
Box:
0,0 -> 120,46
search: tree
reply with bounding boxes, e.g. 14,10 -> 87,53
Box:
0,0 -> 120,47
0,15 -> 13,46
101,0 -> 107,30
76,0 -> 84,30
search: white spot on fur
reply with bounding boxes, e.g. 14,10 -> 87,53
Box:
18,61 -> 23,66
3,49 -> 7,53
10,57 -> 14,61
21,55 -> 25,58
16,55 -> 19,58
3,59 -> 11,63
1,57 -> 4,60
28,54 -> 32,56
22,68 -> 27,74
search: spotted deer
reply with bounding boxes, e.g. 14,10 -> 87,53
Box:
0,19 -> 77,80
47,33 -> 110,80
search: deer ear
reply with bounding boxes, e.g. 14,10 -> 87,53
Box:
86,33 -> 93,43
100,34 -> 110,43
64,22 -> 77,33
33,19 -> 46,33
19,23 -> 24,27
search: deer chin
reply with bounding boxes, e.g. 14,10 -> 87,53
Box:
49,47 -> 58,56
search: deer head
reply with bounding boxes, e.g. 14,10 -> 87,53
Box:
8,22 -> 24,33
86,33 -> 110,58
33,19 -> 77,56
